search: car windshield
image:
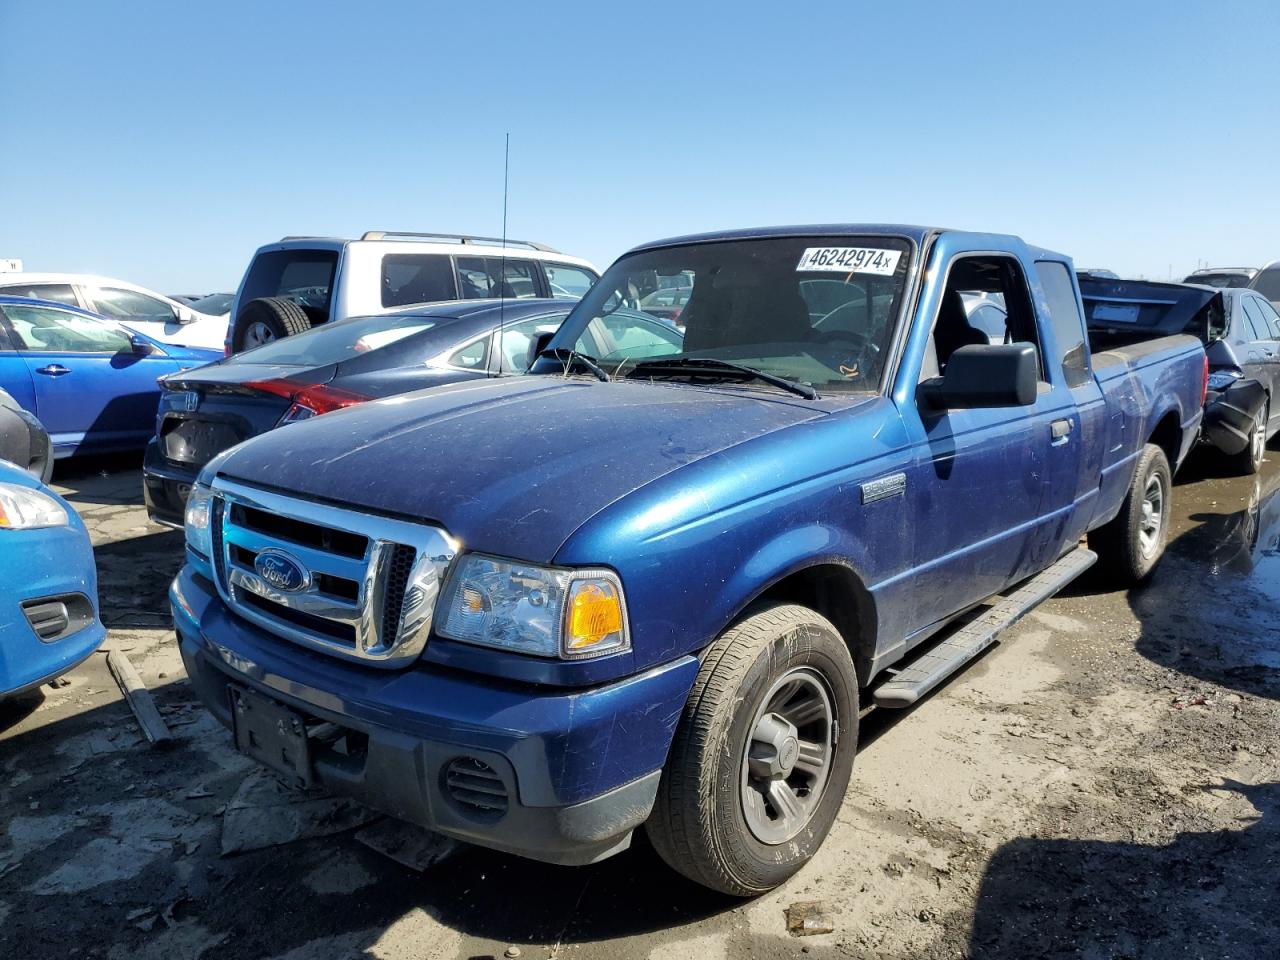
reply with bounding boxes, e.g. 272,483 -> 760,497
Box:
229,313 -> 437,366
553,236 -> 911,392
189,293 -> 234,314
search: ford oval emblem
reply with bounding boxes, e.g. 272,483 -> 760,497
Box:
254,550 -> 311,593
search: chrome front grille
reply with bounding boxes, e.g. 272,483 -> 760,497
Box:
208,478 -> 457,668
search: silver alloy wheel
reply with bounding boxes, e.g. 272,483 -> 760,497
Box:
740,666 -> 836,845
1138,471 -> 1165,558
1250,407 -> 1267,468
243,321 -> 276,349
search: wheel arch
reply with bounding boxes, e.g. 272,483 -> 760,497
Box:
728,559 -> 879,688
1147,407 -> 1185,471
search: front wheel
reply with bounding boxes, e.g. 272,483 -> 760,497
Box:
646,603 -> 858,896
1089,443 -> 1172,585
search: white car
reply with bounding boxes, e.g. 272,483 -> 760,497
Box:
0,273 -> 228,350
227,231 -> 600,352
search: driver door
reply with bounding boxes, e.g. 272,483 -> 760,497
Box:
0,302 -> 166,453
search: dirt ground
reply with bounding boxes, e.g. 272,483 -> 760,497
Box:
2,449 -> 1278,960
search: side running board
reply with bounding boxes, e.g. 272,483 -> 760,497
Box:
872,548 -> 1097,709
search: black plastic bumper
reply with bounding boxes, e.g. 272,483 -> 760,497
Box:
142,439 -> 197,527
1202,379 -> 1267,456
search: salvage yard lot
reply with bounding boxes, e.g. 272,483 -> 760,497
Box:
3,453 -> 1279,960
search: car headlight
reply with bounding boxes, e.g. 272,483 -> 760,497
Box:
184,484 -> 215,558
437,554 -> 630,660
0,483 -> 69,530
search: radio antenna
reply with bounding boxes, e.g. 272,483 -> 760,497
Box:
496,132 -> 510,374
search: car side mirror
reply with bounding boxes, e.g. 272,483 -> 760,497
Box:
173,305 -> 194,324
527,330 -> 555,370
920,343 -> 1038,409
130,334 -> 157,356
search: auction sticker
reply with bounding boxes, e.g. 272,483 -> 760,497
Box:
796,246 -> 901,275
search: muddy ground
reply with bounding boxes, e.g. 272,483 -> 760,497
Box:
2,450 -> 1278,960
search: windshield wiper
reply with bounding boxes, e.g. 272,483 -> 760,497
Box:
537,347 -> 610,382
628,357 -> 818,399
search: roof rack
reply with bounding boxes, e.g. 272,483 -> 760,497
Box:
358,231 -> 560,253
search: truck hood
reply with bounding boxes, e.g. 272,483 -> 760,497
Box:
214,376 -> 827,562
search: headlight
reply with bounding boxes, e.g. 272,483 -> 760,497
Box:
0,483 -> 69,530
437,554 -> 630,660
184,484 -> 215,558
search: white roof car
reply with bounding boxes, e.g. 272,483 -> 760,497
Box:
1249,259 -> 1280,308
0,272 -> 228,350
227,231 -> 600,352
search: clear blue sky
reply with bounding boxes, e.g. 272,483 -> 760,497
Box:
2,0 -> 1277,291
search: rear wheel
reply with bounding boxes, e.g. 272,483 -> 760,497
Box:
646,603 -> 858,896
231,297 -> 312,353
1089,443 -> 1172,585
1233,401 -> 1268,476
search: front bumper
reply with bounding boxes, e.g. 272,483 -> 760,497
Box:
1202,378 -> 1267,456
143,439 -> 197,527
0,524 -> 105,698
170,565 -> 698,865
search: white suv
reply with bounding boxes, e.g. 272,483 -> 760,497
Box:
0,272 -> 228,350
227,231 -> 600,353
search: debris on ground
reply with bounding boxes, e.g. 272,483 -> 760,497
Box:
785,901 -> 834,936
1170,688 -> 1216,710
105,649 -> 172,743
220,768 -> 379,855
354,818 -> 460,871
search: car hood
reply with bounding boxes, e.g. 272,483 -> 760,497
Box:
214,376 -> 827,562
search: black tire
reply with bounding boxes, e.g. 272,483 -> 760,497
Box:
231,297 -> 312,353
1089,443 -> 1172,585
1231,400 -> 1268,476
646,603 -> 858,896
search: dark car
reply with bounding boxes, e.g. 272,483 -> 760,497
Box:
1250,259 -> 1280,309
1080,277 -> 1280,474
1202,287 -> 1280,472
143,298 -> 682,525
0,386 -> 53,482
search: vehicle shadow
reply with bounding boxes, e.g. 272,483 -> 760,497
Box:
1127,456 -> 1280,701
968,779 -> 1280,957
51,450 -> 145,505
0,680 -> 738,960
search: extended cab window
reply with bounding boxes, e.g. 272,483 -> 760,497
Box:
382,254 -> 457,308
1034,261 -> 1090,387
240,250 -> 339,324
929,256 -> 1042,379
549,236 -> 910,393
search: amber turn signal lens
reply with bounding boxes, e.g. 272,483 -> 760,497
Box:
566,580 -> 624,649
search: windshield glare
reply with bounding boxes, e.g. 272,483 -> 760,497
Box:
556,236 -> 911,391
229,314 -> 436,366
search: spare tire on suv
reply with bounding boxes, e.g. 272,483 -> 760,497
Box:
233,297 -> 312,352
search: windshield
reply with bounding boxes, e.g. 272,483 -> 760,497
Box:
229,313 -> 436,366
552,236 -> 911,392
190,292 -> 234,314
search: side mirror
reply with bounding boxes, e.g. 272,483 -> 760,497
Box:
526,330 -> 555,370
920,343 -> 1038,409
174,305 -> 194,324
130,334 -> 157,356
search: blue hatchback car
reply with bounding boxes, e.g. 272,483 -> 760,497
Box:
0,295 -> 220,458
0,459 -> 105,699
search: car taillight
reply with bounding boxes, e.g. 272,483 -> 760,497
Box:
1201,354 -> 1209,407
243,379 -> 371,426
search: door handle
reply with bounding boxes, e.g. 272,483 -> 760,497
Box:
36,364 -> 71,377
1050,419 -> 1073,445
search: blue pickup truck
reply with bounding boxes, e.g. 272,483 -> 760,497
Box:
171,225 -> 1206,895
